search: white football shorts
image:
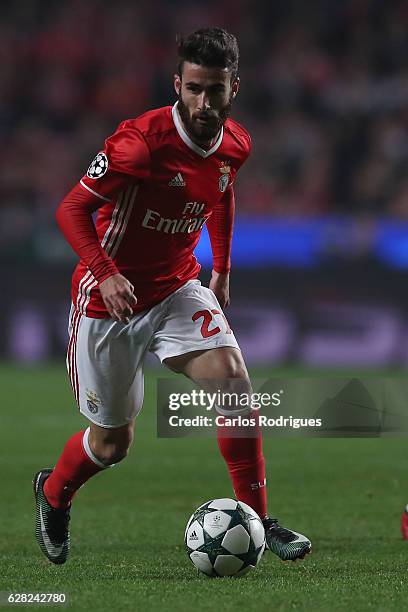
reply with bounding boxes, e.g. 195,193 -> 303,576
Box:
66,280 -> 240,428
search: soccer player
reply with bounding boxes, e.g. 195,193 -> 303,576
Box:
33,28 -> 311,565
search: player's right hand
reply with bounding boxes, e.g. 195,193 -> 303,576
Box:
99,273 -> 137,324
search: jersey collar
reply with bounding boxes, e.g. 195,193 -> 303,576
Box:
172,101 -> 223,158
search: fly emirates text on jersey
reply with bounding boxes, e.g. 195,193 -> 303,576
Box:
141,201 -> 208,234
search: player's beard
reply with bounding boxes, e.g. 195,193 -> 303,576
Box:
177,93 -> 233,146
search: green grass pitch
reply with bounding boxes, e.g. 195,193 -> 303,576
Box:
1,363 -> 408,611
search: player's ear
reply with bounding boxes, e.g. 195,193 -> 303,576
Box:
174,74 -> 181,96
231,76 -> 240,99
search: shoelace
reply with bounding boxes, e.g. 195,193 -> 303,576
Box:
263,518 -> 296,543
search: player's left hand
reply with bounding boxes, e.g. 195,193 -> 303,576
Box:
209,270 -> 230,309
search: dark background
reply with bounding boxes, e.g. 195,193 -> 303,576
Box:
2,0 -> 408,367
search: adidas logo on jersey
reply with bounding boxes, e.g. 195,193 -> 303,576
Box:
168,173 -> 186,187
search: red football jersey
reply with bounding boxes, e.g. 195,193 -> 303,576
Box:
60,103 -> 251,317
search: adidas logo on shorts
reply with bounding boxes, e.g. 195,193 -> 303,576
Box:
168,173 -> 186,187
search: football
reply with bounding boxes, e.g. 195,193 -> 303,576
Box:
184,498 -> 265,577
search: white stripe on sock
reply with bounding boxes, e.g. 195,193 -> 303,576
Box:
82,427 -> 110,469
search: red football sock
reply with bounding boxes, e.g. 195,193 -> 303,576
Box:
217,415 -> 268,519
44,429 -> 105,509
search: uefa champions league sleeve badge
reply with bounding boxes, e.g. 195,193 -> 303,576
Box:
219,161 -> 231,193
87,152 -> 109,179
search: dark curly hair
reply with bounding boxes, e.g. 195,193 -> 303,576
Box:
177,28 -> 239,82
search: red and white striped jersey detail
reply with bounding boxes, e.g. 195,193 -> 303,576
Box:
67,308 -> 82,404
76,272 -> 97,315
79,179 -> 111,202
105,185 -> 138,257
75,185 -> 138,315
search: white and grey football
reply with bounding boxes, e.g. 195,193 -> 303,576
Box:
185,498 -> 265,577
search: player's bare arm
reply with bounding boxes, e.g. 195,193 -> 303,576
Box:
99,274 -> 137,324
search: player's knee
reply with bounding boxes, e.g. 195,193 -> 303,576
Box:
94,439 -> 132,465
102,445 -> 130,465
90,424 -> 134,466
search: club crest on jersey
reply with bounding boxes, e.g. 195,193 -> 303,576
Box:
219,161 -> 231,193
87,152 -> 108,179
86,389 -> 101,414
